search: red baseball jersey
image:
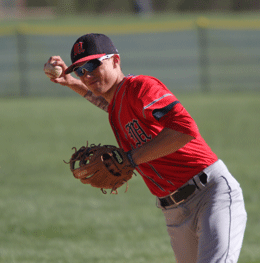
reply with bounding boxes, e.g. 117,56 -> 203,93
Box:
108,75 -> 218,197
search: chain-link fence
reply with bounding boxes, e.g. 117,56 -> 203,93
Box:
1,17 -> 260,97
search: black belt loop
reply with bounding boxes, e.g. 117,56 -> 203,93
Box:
199,172 -> 208,185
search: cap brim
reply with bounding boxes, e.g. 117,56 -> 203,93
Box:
65,54 -> 105,74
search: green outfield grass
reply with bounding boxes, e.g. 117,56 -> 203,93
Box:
0,92 -> 260,263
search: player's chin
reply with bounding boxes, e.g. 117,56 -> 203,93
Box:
87,82 -> 102,93
93,86 -> 108,96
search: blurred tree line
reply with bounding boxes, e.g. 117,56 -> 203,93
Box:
26,0 -> 260,14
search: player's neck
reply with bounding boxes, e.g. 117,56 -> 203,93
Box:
104,72 -> 125,103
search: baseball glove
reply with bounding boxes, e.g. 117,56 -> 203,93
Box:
64,143 -> 136,194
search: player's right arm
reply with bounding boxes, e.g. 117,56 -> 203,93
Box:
45,56 -> 109,112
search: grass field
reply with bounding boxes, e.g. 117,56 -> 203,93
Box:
0,92 -> 260,263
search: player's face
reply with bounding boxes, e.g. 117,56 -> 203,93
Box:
79,55 -> 121,100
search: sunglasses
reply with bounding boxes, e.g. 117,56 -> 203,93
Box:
73,54 -> 115,77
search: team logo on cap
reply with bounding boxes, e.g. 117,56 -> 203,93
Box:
73,42 -> 85,57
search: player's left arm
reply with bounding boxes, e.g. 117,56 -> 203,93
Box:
130,128 -> 194,165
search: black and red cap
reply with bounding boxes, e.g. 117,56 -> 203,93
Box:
65,33 -> 119,74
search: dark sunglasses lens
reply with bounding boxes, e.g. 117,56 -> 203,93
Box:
74,60 -> 101,77
84,60 -> 101,72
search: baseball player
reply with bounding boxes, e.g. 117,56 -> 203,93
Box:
45,33 -> 247,263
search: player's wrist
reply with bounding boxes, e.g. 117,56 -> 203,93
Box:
126,151 -> 138,168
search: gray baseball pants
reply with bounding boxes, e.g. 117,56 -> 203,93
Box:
158,159 -> 247,263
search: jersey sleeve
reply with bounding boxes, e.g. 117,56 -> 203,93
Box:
130,75 -> 199,138
158,103 -> 199,138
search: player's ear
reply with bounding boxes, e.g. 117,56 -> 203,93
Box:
113,54 -> 121,68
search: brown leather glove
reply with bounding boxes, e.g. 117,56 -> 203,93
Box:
64,143 -> 136,194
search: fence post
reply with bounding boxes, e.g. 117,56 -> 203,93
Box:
16,25 -> 29,96
196,17 -> 210,93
